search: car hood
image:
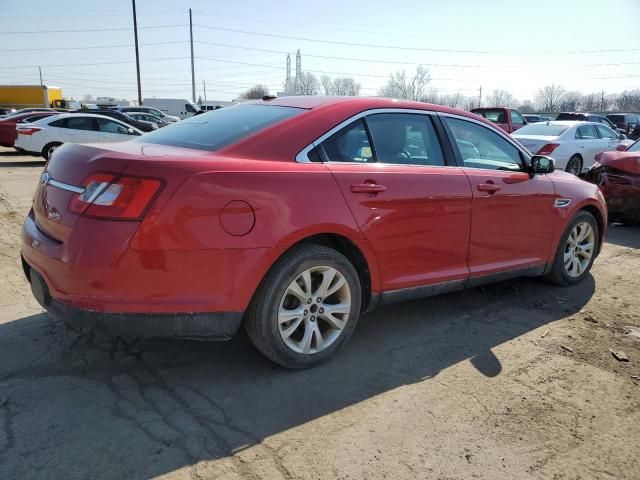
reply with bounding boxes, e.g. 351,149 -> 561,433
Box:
593,151 -> 640,174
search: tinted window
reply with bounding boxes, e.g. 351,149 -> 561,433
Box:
366,113 -> 444,166
185,103 -> 197,113
472,109 -> 507,123
97,118 -> 129,135
445,117 -> 523,171
59,117 -> 96,131
510,110 -> 525,125
608,115 -> 624,123
557,113 -> 585,121
595,124 -> 617,140
321,119 -> 374,163
49,118 -> 67,128
137,104 -> 302,152
576,125 -> 598,139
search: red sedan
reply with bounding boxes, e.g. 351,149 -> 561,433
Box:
0,111 -> 58,148
22,96 -> 607,368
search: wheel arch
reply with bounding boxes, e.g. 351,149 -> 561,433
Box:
579,203 -> 605,255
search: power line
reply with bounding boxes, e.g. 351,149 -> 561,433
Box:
0,24 -> 187,34
0,57 -> 191,69
0,41 -> 190,52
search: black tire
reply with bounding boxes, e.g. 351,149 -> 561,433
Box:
245,243 -> 362,369
42,142 -> 62,160
546,211 -> 599,286
565,154 -> 583,176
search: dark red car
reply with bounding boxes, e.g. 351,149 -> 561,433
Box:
470,107 -> 527,133
0,111 -> 58,148
22,97 -> 607,368
587,139 -> 640,224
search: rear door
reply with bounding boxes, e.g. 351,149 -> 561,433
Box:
322,111 -> 472,292
442,115 -> 556,277
509,110 -> 526,132
62,116 -> 100,143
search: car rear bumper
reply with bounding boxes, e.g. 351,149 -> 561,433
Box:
24,259 -> 243,339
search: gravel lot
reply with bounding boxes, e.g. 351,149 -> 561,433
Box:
0,146 -> 639,480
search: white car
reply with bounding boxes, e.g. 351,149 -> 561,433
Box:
14,113 -> 143,159
513,121 -> 631,175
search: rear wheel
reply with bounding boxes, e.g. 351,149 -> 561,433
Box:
565,154 -> 583,176
546,211 -> 599,285
42,142 -> 62,160
245,244 -> 362,369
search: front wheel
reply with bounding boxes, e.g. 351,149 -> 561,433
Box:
245,244 -> 362,369
546,211 -> 599,285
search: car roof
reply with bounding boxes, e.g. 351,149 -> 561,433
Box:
523,120 -> 601,127
42,112 -> 141,128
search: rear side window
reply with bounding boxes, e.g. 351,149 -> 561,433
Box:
321,119 -> 374,163
137,104 -> 302,151
576,125 -> 598,139
366,113 -> 444,166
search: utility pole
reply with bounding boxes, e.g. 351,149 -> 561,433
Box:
478,86 -> 482,108
600,90 -> 605,112
203,80 -> 207,102
131,0 -> 142,106
38,66 -> 43,86
189,8 -> 196,104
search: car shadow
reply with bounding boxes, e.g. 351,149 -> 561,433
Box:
605,223 -> 640,249
0,275 -> 595,479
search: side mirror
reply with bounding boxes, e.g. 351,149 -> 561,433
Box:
616,144 -> 628,152
618,133 -> 627,140
530,155 -> 555,174
127,127 -> 139,136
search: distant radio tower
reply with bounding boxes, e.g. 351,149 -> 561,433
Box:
295,49 -> 302,83
286,53 -> 291,91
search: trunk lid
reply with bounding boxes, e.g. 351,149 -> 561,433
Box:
513,135 -> 559,155
33,143 -> 134,242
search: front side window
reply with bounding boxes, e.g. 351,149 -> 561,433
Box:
510,110 -> 525,125
97,118 -> 128,135
185,103 -> 197,113
445,117 -> 523,171
576,125 -> 598,139
595,124 -> 617,140
137,104 -> 302,152
320,119 -> 374,163
366,113 -> 444,166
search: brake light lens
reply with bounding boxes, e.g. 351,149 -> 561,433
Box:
69,173 -> 163,220
17,127 -> 42,135
536,143 -> 560,155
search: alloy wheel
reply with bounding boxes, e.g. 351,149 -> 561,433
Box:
564,222 -> 595,277
278,266 -> 351,354
565,156 -> 581,176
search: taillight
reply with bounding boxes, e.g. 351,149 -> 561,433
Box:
17,127 -> 42,135
69,173 -> 163,220
536,143 -> 560,155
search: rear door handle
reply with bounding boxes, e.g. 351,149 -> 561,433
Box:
477,183 -> 501,193
350,183 -> 387,194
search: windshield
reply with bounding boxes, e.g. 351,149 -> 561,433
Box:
136,104 -> 303,151
514,123 -> 569,136
628,140 -> 640,153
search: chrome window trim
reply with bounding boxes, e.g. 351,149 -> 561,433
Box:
48,178 -> 85,194
295,108 -> 438,163
437,112 -> 533,162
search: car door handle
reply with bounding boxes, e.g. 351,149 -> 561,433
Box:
477,183 -> 501,193
350,183 -> 387,194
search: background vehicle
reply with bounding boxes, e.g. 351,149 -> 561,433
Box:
555,112 -> 623,134
606,113 -> 640,139
0,107 -> 16,117
0,111 -> 58,148
524,114 -> 553,123
0,85 -> 62,109
470,107 -> 527,133
72,109 -> 158,132
14,113 -> 142,159
586,139 -> 640,224
142,98 -> 202,120
116,105 -> 179,123
513,120 -> 629,175
21,97 -> 606,369
125,111 -> 170,128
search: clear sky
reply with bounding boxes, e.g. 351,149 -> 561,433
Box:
1,0 -> 638,104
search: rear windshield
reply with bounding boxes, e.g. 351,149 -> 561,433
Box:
515,123 -> 570,136
556,113 -> 585,121
136,104 -> 303,151
472,109 -> 506,122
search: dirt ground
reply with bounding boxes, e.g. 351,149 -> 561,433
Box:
0,145 -> 638,480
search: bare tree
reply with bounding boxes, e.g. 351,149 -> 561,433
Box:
438,92 -> 464,108
378,66 -> 430,101
615,89 -> 640,111
332,77 -> 361,96
581,93 -> 600,111
240,84 -> 270,100
486,89 -> 515,108
320,75 -> 333,95
559,91 -> 583,112
517,100 -> 535,113
295,72 -> 320,95
420,88 -> 440,104
535,84 -> 566,112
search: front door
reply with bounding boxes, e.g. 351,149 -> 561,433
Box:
320,113 -> 472,292
442,115 -> 556,277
